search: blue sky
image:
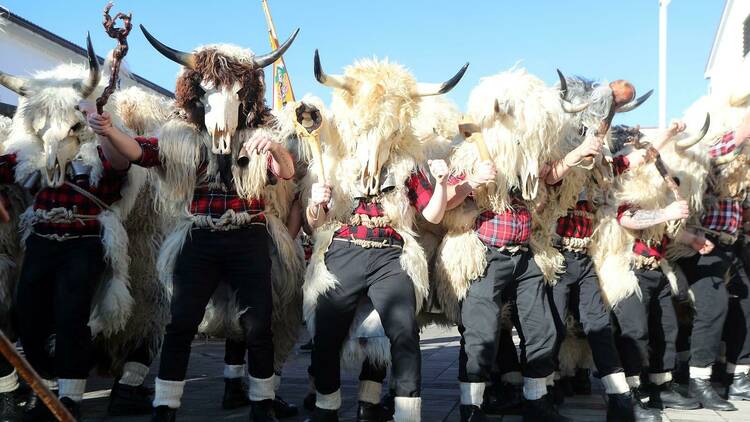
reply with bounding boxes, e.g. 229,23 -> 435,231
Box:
1,1 -> 723,127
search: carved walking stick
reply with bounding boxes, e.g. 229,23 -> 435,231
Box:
459,116 -> 497,194
96,2 -> 132,114
0,330 -> 75,421
294,103 -> 325,184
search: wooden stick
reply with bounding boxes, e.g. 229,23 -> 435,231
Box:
96,2 -> 132,114
0,330 -> 75,421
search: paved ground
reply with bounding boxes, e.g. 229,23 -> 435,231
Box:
73,324 -> 750,421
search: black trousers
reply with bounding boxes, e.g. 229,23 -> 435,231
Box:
612,269 -> 678,377
312,240 -> 420,398
550,251 -> 623,377
158,226 -> 274,381
225,337 -> 246,366
680,242 -> 750,368
0,356 -> 13,378
459,248 -> 556,382
15,234 -> 104,380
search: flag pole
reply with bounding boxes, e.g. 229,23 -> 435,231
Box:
658,0 -> 670,130
260,0 -> 295,109
261,0 -> 279,45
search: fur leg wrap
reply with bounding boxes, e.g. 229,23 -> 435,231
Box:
119,361 -> 149,386
601,373 -> 630,395
153,378 -> 185,409
0,371 -> 18,394
316,390 -> 341,410
248,375 -> 275,401
393,397 -> 421,422
648,372 -> 672,386
223,364 -> 246,380
459,382 -> 485,406
358,380 -> 382,405
689,366 -> 712,380
523,377 -> 548,401
58,379 -> 86,402
726,363 -> 750,374
626,376 -> 641,389
42,379 -> 58,391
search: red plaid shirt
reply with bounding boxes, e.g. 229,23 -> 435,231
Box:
556,201 -> 594,239
617,204 -> 670,259
334,170 -> 433,241
702,198 -> 742,235
448,174 -> 531,248
709,131 -> 737,160
612,155 -> 630,177
135,137 -> 267,223
0,148 -> 128,237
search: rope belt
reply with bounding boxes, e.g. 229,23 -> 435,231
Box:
348,213 -> 392,228
559,236 -> 592,253
495,244 -> 528,254
332,236 -> 403,249
191,209 -> 265,231
633,254 -> 661,270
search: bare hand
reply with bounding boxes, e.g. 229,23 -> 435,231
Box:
692,235 -> 714,255
666,121 -> 687,138
664,200 -> 690,221
428,159 -> 449,185
244,134 -> 279,156
570,136 -> 603,163
0,195 -> 9,223
311,182 -> 332,207
88,112 -> 113,137
468,160 -> 497,189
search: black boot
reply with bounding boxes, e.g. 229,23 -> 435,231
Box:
548,383 -> 565,406
22,393 -> 55,422
108,381 -> 153,415
572,369 -> 592,395
672,361 -> 689,385
272,396 -> 298,418
150,405 -> 177,422
250,399 -> 278,422
303,393 -> 316,411
0,390 -> 21,422
304,407 -> 338,422
381,392 -> 394,421
223,378 -> 251,409
357,401 -> 385,422
727,372 -> 750,401
459,404 -> 486,421
557,378 -> 575,397
607,392 -> 662,422
58,398 -> 81,420
648,381 -> 699,410
688,378 -> 737,411
482,383 -> 522,415
523,395 -> 571,421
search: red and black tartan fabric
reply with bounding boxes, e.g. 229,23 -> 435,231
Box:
617,204 -> 670,259
702,198 -> 742,235
556,200 -> 594,239
1,148 -> 127,237
448,173 -> 531,248
709,131 -> 736,159
612,155 -> 630,176
0,153 -> 17,183
135,137 -> 269,223
333,170 -> 434,241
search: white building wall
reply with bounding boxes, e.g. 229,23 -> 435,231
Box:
705,0 -> 750,95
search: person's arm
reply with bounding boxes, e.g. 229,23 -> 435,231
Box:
306,183 -> 331,229
652,121 -> 687,151
244,134 -> 295,180
545,134 -> 603,185
618,200 -> 689,230
88,112 -> 145,163
446,160 -> 497,210
286,197 -> 303,237
419,160 -> 448,224
675,230 -> 715,255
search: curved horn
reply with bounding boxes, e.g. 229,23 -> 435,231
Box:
729,91 -> 750,107
616,89 -> 654,113
411,62 -> 469,97
557,69 -> 569,99
314,49 -> 349,90
676,113 -> 711,149
253,28 -> 300,69
140,24 -> 196,69
556,69 -> 588,113
0,70 -> 28,97
75,33 -> 101,98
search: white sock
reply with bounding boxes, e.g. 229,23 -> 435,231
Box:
223,364 -> 246,379
273,373 -> 281,392
523,377 -> 547,401
0,371 -> 19,394
58,379 -> 86,402
358,380 -> 382,405
459,382 -> 485,406
726,363 -> 750,375
690,366 -> 712,380
119,362 -> 149,387
316,389 -> 341,410
248,375 -> 275,401
626,376 -> 641,389
500,371 -> 523,386
393,397 -> 421,422
153,378 -> 185,409
648,372 -> 672,386
601,373 -> 630,395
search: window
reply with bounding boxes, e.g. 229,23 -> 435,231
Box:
745,14 -> 750,57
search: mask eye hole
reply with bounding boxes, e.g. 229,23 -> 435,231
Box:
69,122 -> 83,134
